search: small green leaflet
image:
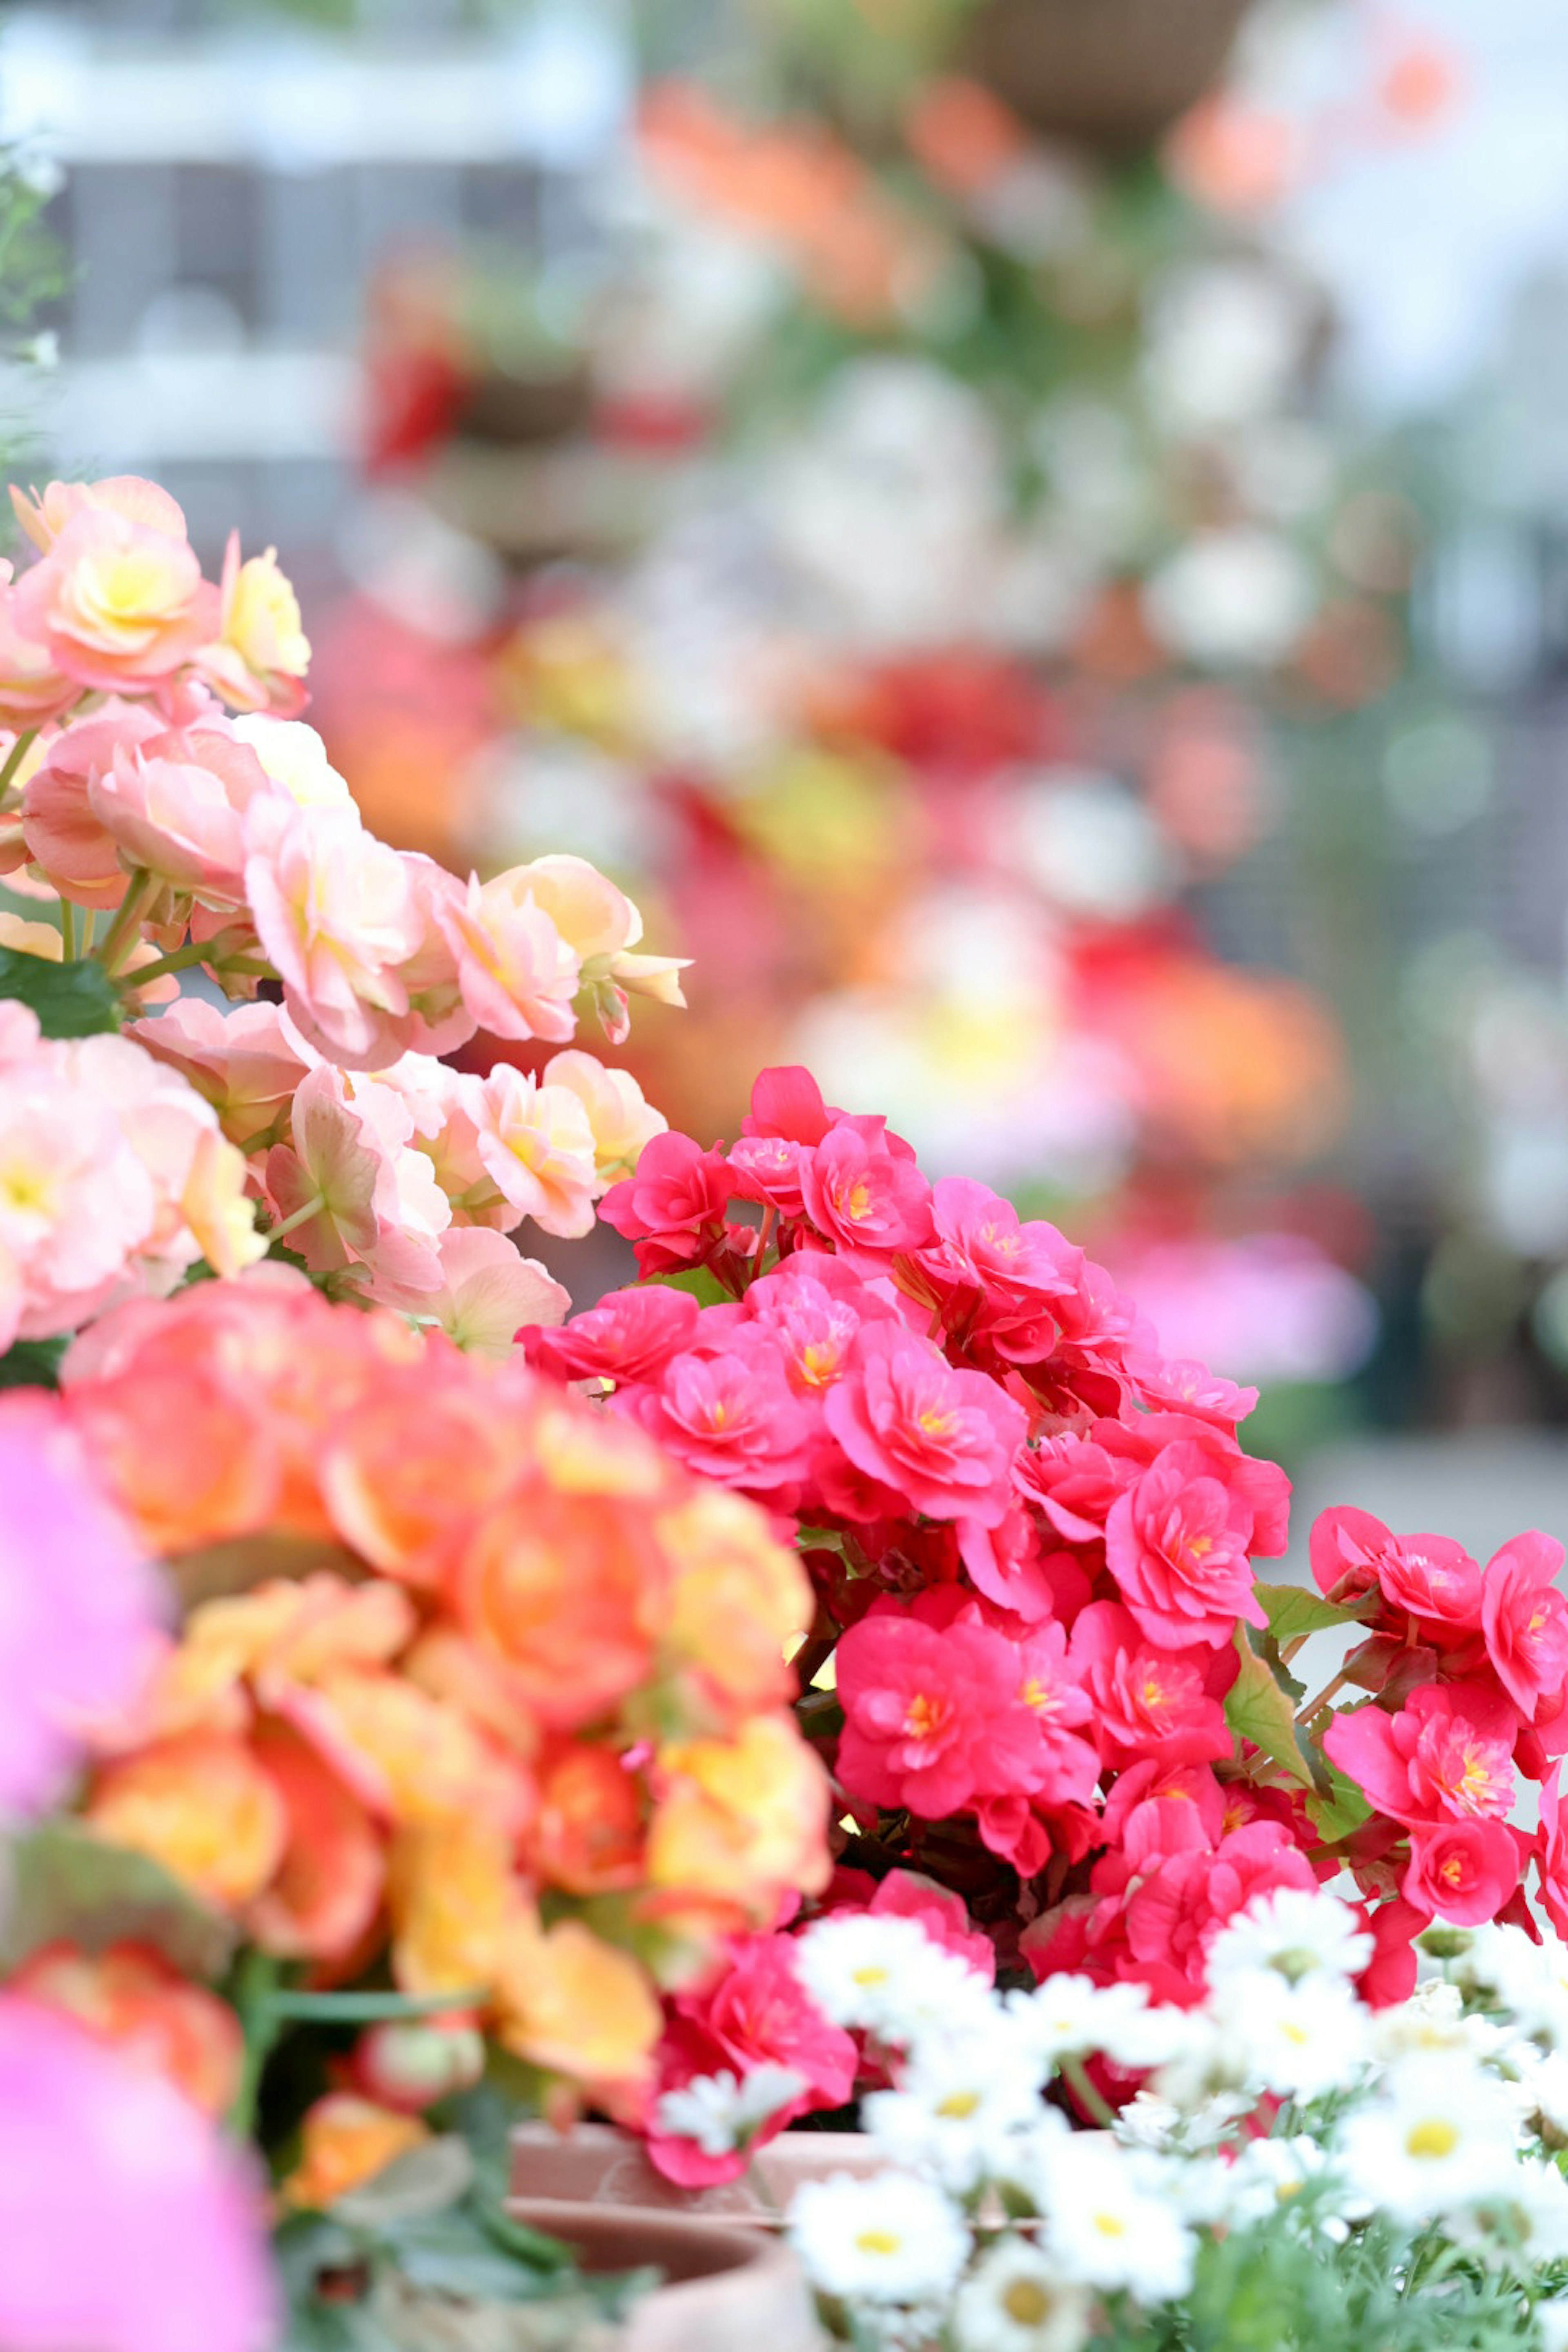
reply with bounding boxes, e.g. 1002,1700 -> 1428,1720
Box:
646,1265 -> 731,1307
1254,1583 -> 1376,1644
1305,1760 -> 1373,1845
0,949 -> 121,1037
1225,1627 -> 1313,1788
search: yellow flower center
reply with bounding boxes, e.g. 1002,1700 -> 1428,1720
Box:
937,2089 -> 982,2118
851,1964 -> 890,1988
1405,2118 -> 1459,2160
1003,2281 -> 1052,2323
1091,2211 -> 1127,2238
854,2230 -> 902,2256
904,1692 -> 947,1741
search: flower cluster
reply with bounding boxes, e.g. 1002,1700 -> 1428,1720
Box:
13,1274 -> 828,2143
0,472 -> 682,1347
771,1895 -> 1568,2352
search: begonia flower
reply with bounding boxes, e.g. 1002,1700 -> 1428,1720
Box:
198,535 -> 311,715
824,1321 -> 1024,1525
13,503 -> 215,690
1482,1530 -> 1568,1722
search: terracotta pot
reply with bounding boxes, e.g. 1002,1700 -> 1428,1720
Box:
506,2198 -> 824,2352
510,2120 -> 883,2226
960,0 -> 1253,149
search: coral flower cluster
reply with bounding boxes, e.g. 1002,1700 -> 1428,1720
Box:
521,1067 -> 1568,2176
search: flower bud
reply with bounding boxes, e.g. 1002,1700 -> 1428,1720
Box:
352,2015 -> 486,2114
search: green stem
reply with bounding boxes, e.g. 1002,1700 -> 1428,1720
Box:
265,1984 -> 488,2024
1060,2054 -> 1117,2129
95,869 -> 152,973
0,725 -> 37,802
116,938 -> 214,989
264,1194 -> 326,1245
59,898 -> 76,960
227,1948 -> 283,2142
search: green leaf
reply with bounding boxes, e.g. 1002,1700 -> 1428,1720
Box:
1254,1582 -> 1376,1643
0,949 -> 121,1037
1225,1629 -> 1313,1788
0,1820 -> 236,1978
266,1986 -> 489,2025
0,1334 -> 67,1390
1305,1758 -> 1373,1845
646,1266 -> 730,1307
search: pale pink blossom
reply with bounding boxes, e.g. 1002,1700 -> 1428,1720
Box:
435,866 -> 581,1045
263,1062 -> 448,1302
88,722 -> 275,903
198,534 -> 311,715
10,474 -> 191,553
230,714 -> 352,808
468,1064 -> 599,1238
243,796 -> 422,1067
20,702 -> 165,908
0,560 -> 79,724
12,506 -> 216,691
129,997 -> 310,1150
420,1225 -> 570,1358
0,1041 -> 158,1345
65,1032 -> 265,1287
543,1048 -> 667,1187
510,852 -> 688,1043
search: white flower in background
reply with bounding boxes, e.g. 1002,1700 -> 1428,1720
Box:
1372,1978 -> 1512,2068
1336,2055 -> 1521,2222
795,1912 -> 991,2045
1031,2135 -> 1196,2301
1516,2045 -> 1568,2146
1005,773 -> 1172,922
1215,2135 -> 1365,2241
1143,529 -> 1315,670
1450,2156 -> 1568,2270
1009,1974 -> 1187,2073
1143,260 -> 1316,433
788,2170 -> 970,2306
651,2063 -> 806,2159
1229,1968 -> 1373,2101
951,2239 -> 1092,2352
1454,1924 -> 1568,2050
1538,2297 -> 1568,2352
862,2023 -> 1056,2193
1206,1885 -> 1373,1991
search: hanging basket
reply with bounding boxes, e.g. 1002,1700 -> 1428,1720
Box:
958,0 -> 1254,150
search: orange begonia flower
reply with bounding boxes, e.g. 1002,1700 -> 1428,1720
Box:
526,1745 -> 646,1897
10,1940 -> 243,2118
87,1729 -> 288,1909
647,1713 -> 832,1921
493,1913 -> 662,2096
316,1384 -> 524,1586
247,1719 -> 386,1964
281,2093 -> 429,2210
388,1817 -> 522,1998
658,1489 -> 813,1721
294,1666 -> 535,1840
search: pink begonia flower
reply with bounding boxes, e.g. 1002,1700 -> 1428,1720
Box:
1118,1822 -> 1319,1990
524,1283 -> 702,1386
197,533 -> 311,716
542,1049 -> 666,1187
421,1226 -> 568,1359
621,1340 -> 815,1493
21,702 -> 165,908
823,1322 -> 1024,1526
1097,1411 -> 1291,1558
468,1064 -> 599,1238
0,1029 -> 159,1348
958,1507 -> 1089,1625
727,1133 -> 809,1218
916,1178 -> 1084,1361
740,1251 -> 901,1397
265,1063 -> 448,1302
1123,1348 -> 1258,1429
646,1932 -> 858,2187
1068,1601 -> 1238,1768
512,852 -> 688,1044
12,505 -> 216,691
740,1065 -> 838,1147
800,1123 -> 934,1258
0,1394 -> 165,1817
1013,1618 -> 1099,1796
1537,1771 -> 1568,1943
1101,1760 -> 1226,1869
10,474 -> 190,553
129,996 -> 310,1151
1014,1433 -> 1137,1545
89,722 -> 275,904
835,1602 -> 1051,1820
0,1994 -> 275,2352
1309,1503 -> 1483,1635
1324,1682 -> 1519,1831
599,1130 -> 732,1274
1104,1439 -> 1268,1650
435,867 -> 581,1045
0,561 -> 79,724
1403,1817 -> 1521,1926
1481,1530 -> 1568,1722
243,796 -> 423,1067
66,1032 -> 265,1287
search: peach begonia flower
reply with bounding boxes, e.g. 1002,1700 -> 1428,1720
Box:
243,796 -> 423,1067
508,853 -> 689,1045
230,715 -> 352,809
315,1373 -> 527,1587
286,1664 -> 535,1840
419,1225 -> 569,1359
246,1717 -> 385,1964
435,866 -> 581,1046
128,997 -> 310,1152
389,1815 -> 523,1997
542,1047 -> 666,1187
281,2094 -> 428,2212
89,722 -> 276,905
12,505 -> 216,692
85,1729 -> 289,1909
467,1064 -> 599,1239
263,1062 -> 449,1303
658,1488 -> 813,1717
11,474 -> 190,554
144,1572 -> 414,1741
526,1745 -> 646,1898
0,560 -> 79,724
20,702 -> 165,908
8,1941 -> 244,2120
198,535 -> 311,717
647,1713 -> 832,1922
493,1911 -> 662,2096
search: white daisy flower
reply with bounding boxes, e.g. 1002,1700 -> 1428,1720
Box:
1449,2152 -> 1568,2269
1031,2134 -> 1196,2301
795,1913 -> 991,2047
1336,2054 -> 1521,2223
1009,1973 -> 1188,2072
1215,2135 -> 1366,2241
1372,1979 -> 1512,2069
951,2239 -> 1092,2352
788,2169 -> 970,2306
651,2062 -> 806,2158
1537,2296 -> 1568,2352
1228,1967 -> 1373,2101
1205,1884 -> 1373,1991
862,2024 -> 1056,2192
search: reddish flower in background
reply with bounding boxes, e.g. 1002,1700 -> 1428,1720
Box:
599,1130 -> 732,1274
525,1284 -> 702,1387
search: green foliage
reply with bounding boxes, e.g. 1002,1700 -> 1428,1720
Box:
1224,1628 -> 1313,1789
647,1264 -> 733,1307
0,948 -> 122,1037
1254,1583 -> 1377,1645
0,1334 -> 67,1389
0,1820 -> 236,1978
